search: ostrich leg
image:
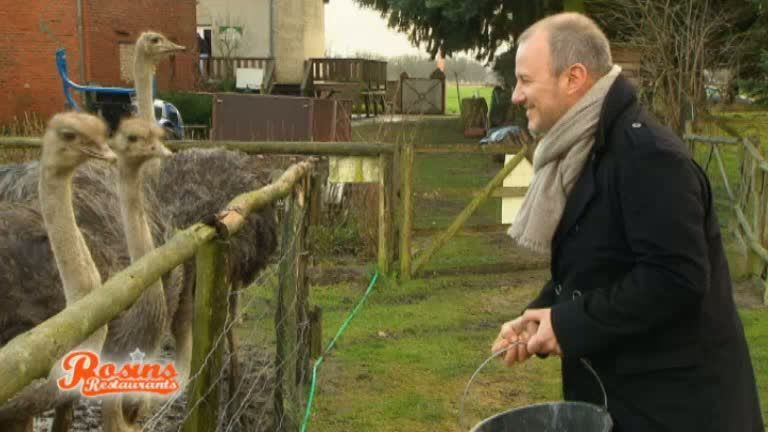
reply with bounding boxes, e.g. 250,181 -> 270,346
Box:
51,404 -> 73,432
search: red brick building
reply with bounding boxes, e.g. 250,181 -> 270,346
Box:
0,0 -> 197,125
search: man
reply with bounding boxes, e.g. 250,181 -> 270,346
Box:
493,12 -> 764,431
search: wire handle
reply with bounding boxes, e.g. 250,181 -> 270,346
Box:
458,343 -> 525,431
458,344 -> 609,431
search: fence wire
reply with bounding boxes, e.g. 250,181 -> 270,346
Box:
28,197 -> 310,432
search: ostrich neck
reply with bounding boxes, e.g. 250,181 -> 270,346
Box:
134,54 -> 156,124
116,161 -> 167,330
116,163 -> 157,260
39,166 -> 101,304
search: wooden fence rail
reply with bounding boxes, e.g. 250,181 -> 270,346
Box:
685,133 -> 768,305
0,138 -> 395,157
0,134 -> 534,283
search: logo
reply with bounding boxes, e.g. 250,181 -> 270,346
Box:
57,349 -> 180,397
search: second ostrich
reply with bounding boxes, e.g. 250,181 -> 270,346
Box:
103,118 -> 174,431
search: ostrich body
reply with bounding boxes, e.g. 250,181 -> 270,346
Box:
0,112 -> 115,432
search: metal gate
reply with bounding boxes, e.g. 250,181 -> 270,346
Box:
400,78 -> 445,115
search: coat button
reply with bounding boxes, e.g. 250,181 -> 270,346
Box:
573,224 -> 580,233
555,284 -> 563,295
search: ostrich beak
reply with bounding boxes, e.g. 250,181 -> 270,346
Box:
156,143 -> 174,158
162,41 -> 186,53
80,141 -> 117,162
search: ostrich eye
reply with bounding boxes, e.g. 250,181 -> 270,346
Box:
58,129 -> 77,141
151,37 -> 160,44
127,134 -> 139,143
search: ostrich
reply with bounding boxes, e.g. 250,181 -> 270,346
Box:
0,112 -> 115,432
102,118 -> 173,431
131,31 -> 184,124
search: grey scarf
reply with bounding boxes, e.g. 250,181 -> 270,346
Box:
508,65 -> 622,254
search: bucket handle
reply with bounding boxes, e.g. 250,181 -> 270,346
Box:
459,343 -> 609,431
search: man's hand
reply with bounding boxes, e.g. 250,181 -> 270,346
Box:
522,308 -> 562,356
492,316 -> 540,367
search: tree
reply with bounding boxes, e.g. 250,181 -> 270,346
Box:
352,0 -> 565,62
588,0 -> 765,132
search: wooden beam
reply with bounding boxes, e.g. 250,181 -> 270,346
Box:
183,240 -> 230,432
0,137 -> 395,156
411,148 -> 527,276
415,143 -> 525,155
742,138 -> 768,173
413,223 -> 510,237
378,153 -> 394,273
713,145 -> 735,201
414,261 -> 548,278
417,186 -> 527,199
399,141 -> 414,281
493,187 -> 528,198
683,134 -> 739,146
274,186 -> 304,432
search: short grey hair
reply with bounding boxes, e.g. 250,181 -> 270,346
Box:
519,13 -> 612,78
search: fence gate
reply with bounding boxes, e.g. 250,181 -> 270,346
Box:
400,78 -> 445,115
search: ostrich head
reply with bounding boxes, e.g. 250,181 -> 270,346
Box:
42,112 -> 115,172
135,31 -> 186,64
110,118 -> 173,166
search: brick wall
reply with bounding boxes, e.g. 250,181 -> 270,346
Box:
0,0 -> 197,125
83,0 -> 197,91
0,0 -> 81,124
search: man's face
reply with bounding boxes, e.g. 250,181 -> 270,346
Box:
512,31 -> 570,134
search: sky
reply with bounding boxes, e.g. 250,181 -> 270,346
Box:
324,0 -> 426,58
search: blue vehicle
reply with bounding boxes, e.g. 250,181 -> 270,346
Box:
56,48 -> 184,138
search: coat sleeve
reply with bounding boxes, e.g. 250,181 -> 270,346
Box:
527,279 -> 555,311
550,139 -> 710,359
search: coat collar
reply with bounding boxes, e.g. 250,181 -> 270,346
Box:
593,75 -> 638,154
551,75 -> 638,254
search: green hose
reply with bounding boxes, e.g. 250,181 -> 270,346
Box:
299,271 -> 380,432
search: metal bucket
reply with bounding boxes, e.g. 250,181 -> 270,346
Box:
461,346 -> 613,432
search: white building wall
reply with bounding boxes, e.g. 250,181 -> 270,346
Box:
197,0 -> 271,58
199,0 -> 326,83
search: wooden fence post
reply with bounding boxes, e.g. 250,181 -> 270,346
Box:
296,176 -> 312,387
399,141 -> 414,281
747,144 -> 760,275
378,152 -> 394,273
184,239 -> 230,432
274,178 -> 311,432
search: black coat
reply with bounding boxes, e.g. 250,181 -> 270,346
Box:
528,76 -> 764,432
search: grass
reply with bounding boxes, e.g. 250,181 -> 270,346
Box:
247,271 -> 562,431
236,109 -> 768,431
445,85 -> 494,115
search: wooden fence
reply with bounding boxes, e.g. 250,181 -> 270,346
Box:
685,132 -> 768,304
398,135 -> 533,281
200,57 -> 274,81
0,131 -> 541,429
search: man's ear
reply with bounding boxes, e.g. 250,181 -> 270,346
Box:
565,63 -> 590,95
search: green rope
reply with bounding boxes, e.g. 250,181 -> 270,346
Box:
299,271 -> 380,432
